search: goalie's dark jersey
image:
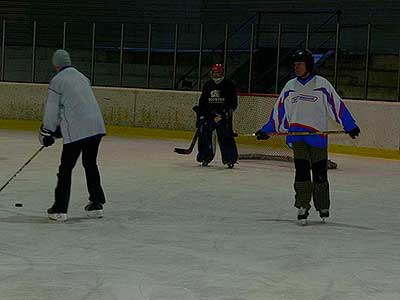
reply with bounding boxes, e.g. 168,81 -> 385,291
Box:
198,79 -> 238,117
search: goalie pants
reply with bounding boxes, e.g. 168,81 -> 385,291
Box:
52,135 -> 106,213
292,141 -> 329,211
196,119 -> 238,165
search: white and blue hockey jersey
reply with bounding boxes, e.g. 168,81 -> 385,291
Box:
260,74 -> 358,148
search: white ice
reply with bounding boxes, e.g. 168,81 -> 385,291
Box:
0,129 -> 399,300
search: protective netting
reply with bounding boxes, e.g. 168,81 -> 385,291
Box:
234,93 -> 293,161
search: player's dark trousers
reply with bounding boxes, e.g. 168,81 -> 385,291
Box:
292,141 -> 329,211
52,135 -> 106,213
197,119 -> 238,165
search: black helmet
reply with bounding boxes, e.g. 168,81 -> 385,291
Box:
292,49 -> 314,73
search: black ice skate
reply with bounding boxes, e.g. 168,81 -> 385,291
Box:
227,162 -> 234,169
297,207 -> 309,225
319,209 -> 329,222
201,161 -> 209,167
84,201 -> 104,218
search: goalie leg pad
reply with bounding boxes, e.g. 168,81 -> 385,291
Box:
216,120 -> 238,165
196,120 -> 216,164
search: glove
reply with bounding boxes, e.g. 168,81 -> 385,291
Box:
255,129 -> 270,140
214,114 -> 223,124
39,125 -> 55,147
193,105 -> 205,128
346,126 -> 360,139
53,126 -> 62,139
192,105 -> 200,113
196,115 -> 206,128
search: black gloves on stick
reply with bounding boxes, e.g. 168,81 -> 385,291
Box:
255,129 -> 270,140
39,124 -> 60,147
346,126 -> 360,139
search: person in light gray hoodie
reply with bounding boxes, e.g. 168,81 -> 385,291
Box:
39,49 -> 106,222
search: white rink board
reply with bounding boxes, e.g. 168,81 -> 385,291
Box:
0,129 -> 400,300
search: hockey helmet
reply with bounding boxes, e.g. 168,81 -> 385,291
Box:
211,63 -> 224,74
292,49 -> 314,73
211,63 -> 225,82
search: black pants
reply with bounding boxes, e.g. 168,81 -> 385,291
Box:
52,135 -> 106,213
292,141 -> 329,211
196,118 -> 238,165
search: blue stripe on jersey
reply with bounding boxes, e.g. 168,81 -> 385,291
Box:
261,89 -> 295,133
338,103 -> 357,131
314,87 -> 340,123
261,110 -> 276,132
314,87 -> 357,131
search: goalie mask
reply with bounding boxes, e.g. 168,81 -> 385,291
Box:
211,63 -> 225,84
292,49 -> 314,73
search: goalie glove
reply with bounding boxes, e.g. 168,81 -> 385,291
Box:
193,105 -> 206,128
214,114 -> 223,124
192,105 -> 200,114
196,115 -> 206,128
214,108 -> 232,124
39,125 -> 55,147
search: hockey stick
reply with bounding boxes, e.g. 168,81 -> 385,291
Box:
0,146 -> 45,193
243,130 -> 346,137
174,130 -> 199,155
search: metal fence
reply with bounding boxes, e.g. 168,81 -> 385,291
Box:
0,19 -> 399,101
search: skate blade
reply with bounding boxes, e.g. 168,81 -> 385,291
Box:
298,219 -> 308,226
48,213 -> 68,222
85,210 -> 103,218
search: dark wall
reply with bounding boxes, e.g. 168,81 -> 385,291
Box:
0,1 -> 201,23
0,1 -> 398,52
200,0 -> 399,25
1,1 -> 399,25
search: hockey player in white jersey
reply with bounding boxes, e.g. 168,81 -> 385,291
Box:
255,49 -> 360,224
39,49 -> 107,222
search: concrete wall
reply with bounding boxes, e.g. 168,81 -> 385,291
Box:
0,82 -> 200,130
95,87 -> 200,131
0,82 -> 399,150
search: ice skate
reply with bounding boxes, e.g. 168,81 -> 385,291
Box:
47,207 -> 68,222
227,162 -> 234,169
201,161 -> 209,167
319,209 -> 329,222
84,201 -> 103,218
297,207 -> 309,226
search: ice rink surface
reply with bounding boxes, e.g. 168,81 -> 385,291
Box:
0,129 -> 399,300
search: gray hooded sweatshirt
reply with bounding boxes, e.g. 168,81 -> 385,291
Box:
43,67 -> 106,144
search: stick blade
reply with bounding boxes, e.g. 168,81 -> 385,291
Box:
174,148 -> 192,155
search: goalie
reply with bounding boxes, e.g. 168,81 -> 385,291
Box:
194,64 -> 238,168
255,49 -> 360,224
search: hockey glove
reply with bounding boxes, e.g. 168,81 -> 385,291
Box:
39,125 -> 55,147
193,105 -> 205,128
192,105 -> 200,113
53,126 -> 63,139
196,116 -> 206,128
214,114 -> 223,124
346,126 -> 360,139
255,129 -> 270,140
